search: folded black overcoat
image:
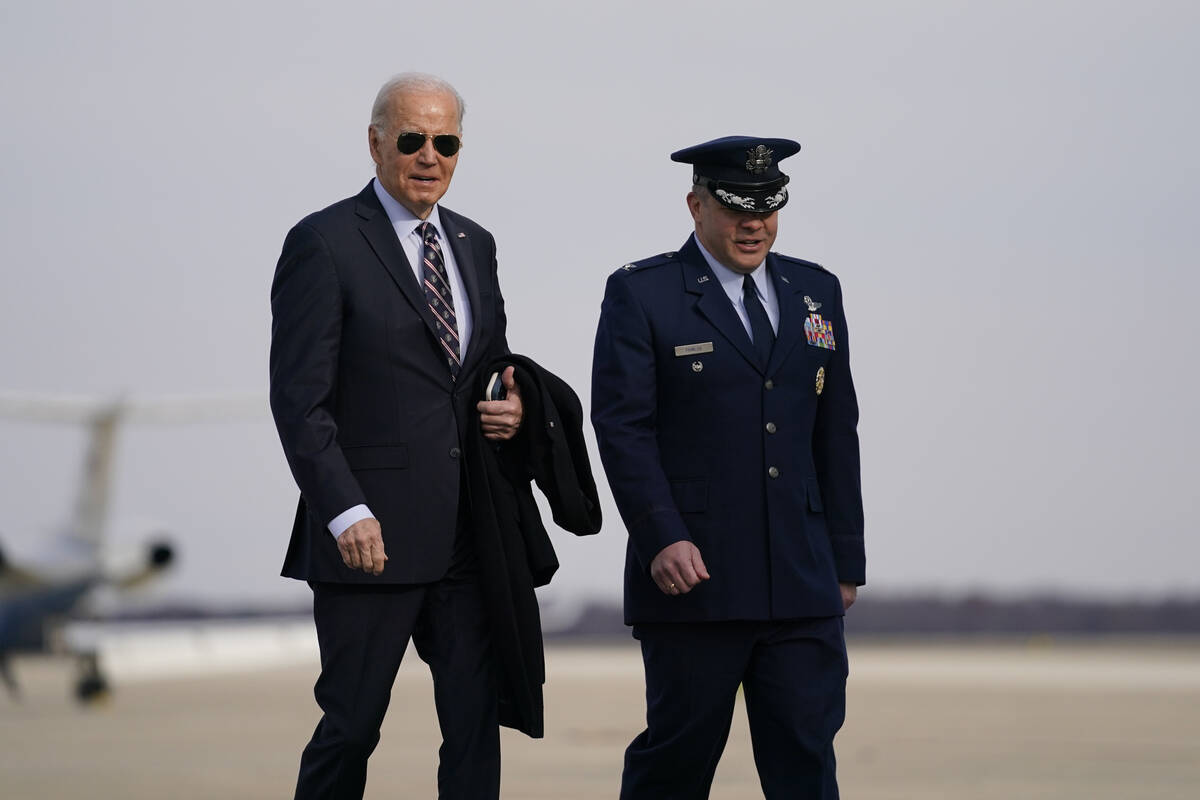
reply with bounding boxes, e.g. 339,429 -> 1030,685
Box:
466,354 -> 602,737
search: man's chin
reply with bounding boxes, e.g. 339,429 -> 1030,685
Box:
404,184 -> 443,202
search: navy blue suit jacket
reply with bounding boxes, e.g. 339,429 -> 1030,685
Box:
270,183 -> 510,583
591,236 -> 864,624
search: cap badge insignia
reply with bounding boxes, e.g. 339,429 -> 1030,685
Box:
815,366 -> 825,395
804,313 -> 836,350
745,145 -> 774,174
803,295 -> 822,312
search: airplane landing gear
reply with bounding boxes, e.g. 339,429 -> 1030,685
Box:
75,652 -> 109,704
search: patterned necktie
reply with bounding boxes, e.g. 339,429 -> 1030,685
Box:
419,222 -> 461,375
743,273 -> 775,367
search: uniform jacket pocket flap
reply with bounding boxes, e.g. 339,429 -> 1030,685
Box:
670,479 -> 708,513
343,444 -> 409,470
806,478 -> 825,513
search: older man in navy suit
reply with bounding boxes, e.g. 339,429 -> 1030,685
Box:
592,136 -> 865,799
270,73 -> 524,800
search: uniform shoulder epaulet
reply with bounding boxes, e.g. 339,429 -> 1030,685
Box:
772,252 -> 832,275
612,251 -> 680,276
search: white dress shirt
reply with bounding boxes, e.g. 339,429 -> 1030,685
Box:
327,180 -> 477,538
693,235 -> 780,338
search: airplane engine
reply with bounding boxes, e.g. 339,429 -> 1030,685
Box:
147,540 -> 174,570
112,538 -> 177,589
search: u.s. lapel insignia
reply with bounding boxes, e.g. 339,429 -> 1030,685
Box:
803,295 -> 822,312
804,313 -> 836,350
697,275 -> 710,284
815,366 -> 825,396
457,232 -> 467,238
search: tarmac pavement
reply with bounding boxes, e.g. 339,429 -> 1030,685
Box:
2,638 -> 1198,799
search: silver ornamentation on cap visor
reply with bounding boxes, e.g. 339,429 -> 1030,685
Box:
745,145 -> 774,174
763,188 -> 787,209
715,189 -> 756,210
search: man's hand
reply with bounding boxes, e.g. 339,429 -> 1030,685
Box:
337,517 -> 388,575
478,365 -> 523,441
650,541 -> 710,596
840,582 -> 858,610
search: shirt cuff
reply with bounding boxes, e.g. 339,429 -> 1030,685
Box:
328,504 -> 373,538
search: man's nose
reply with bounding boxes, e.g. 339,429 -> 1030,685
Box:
416,138 -> 439,163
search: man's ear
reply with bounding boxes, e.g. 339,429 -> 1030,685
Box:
368,126 -> 382,165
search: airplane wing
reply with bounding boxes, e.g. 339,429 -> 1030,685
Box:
0,392 -> 267,546
0,392 -> 266,424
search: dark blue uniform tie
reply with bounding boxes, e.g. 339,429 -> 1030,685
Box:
743,273 -> 774,367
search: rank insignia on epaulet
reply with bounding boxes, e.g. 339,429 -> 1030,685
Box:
774,253 -> 830,274
616,252 -> 677,275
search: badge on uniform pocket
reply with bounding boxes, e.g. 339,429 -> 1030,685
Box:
674,342 -> 714,357
804,314 -> 836,350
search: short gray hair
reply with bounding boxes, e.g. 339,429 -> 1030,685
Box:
370,72 -> 466,133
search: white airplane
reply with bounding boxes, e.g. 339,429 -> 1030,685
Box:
0,392 -> 262,701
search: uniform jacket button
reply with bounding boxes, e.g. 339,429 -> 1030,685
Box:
449,447 -> 461,458
764,379 -> 775,390
765,422 -> 777,434
768,466 -> 780,478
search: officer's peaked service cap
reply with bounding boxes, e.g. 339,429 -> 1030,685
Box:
671,135 -> 800,213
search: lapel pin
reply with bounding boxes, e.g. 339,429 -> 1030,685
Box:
697,275 -> 710,284
457,232 -> 467,238
779,275 -> 790,284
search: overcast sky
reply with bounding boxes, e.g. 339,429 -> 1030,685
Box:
1,1 -> 1197,611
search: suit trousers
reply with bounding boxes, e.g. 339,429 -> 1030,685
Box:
294,548 -> 499,800
620,617 -> 847,800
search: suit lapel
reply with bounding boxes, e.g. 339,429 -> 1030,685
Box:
766,254 -> 808,374
354,186 -> 442,337
680,238 -> 763,373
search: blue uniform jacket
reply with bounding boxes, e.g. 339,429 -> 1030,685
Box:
591,235 -> 865,625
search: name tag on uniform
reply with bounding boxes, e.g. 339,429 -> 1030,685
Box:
674,342 -> 714,357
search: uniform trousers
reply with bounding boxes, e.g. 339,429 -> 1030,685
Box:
621,616 -> 847,800
293,531 -> 498,800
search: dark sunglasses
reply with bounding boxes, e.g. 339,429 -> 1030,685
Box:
396,131 -> 462,157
